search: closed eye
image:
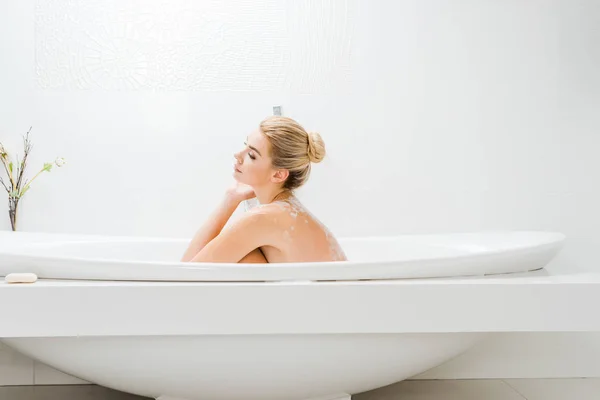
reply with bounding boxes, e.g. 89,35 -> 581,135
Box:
244,140 -> 262,157
244,141 -> 256,160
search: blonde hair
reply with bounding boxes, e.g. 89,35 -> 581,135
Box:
259,116 -> 326,191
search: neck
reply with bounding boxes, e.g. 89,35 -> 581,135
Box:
253,185 -> 292,205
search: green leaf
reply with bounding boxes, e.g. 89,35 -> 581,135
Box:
8,162 -> 13,174
43,162 -> 53,172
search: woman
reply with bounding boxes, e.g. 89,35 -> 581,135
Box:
181,116 -> 347,263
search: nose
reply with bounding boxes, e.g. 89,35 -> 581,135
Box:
233,150 -> 243,164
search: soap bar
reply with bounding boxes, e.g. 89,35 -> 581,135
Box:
5,273 -> 38,284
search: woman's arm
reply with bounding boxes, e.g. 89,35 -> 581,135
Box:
188,210 -> 273,263
180,195 -> 240,262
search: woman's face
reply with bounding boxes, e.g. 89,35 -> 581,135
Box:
233,129 -> 275,187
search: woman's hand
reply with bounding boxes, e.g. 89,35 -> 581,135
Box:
226,182 -> 256,204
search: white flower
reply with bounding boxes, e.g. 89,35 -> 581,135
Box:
55,157 -> 66,167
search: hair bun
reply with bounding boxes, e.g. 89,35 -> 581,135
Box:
307,131 -> 326,163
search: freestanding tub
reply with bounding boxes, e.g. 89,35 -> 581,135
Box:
0,231 -> 566,400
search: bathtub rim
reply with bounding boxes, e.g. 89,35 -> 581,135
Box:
0,230 -> 565,269
0,230 -> 566,282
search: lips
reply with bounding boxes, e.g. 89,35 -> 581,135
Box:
233,164 -> 241,173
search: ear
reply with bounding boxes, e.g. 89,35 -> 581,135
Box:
271,169 -> 289,184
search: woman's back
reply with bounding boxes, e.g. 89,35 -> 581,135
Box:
253,197 -> 347,263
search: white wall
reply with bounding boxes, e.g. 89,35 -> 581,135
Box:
1,0 -> 600,385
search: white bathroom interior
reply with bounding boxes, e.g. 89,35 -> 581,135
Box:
1,0 -> 600,399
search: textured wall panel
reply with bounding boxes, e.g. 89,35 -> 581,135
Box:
34,0 -> 354,92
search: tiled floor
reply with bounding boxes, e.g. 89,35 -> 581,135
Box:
0,385 -> 145,400
0,379 -> 599,400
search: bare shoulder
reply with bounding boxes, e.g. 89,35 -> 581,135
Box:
247,201 -> 293,218
244,201 -> 298,231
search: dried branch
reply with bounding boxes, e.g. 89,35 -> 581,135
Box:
15,126 -> 33,190
0,176 -> 8,193
0,142 -> 14,188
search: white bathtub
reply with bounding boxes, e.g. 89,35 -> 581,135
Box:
0,231 -> 565,281
0,231 -> 582,400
